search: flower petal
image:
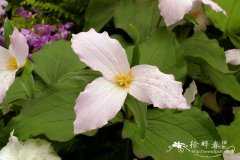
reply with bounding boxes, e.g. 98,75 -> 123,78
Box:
183,80 -> 197,107
0,70 -> 16,104
201,0 -> 226,15
0,131 -> 23,160
71,29 -> 130,81
128,65 -> 189,109
74,77 -> 127,134
223,151 -> 240,160
19,139 -> 61,160
9,28 -> 28,67
225,49 -> 240,65
158,0 -> 194,26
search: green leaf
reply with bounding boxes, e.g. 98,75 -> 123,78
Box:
114,0 -> 159,43
0,41 -> 88,143
139,28 -> 187,81
205,0 -> 240,34
4,17 -> 14,47
84,0 -> 120,31
125,95 -> 147,138
202,65 -> 240,101
32,40 -> 86,84
217,112 -> 240,152
123,108 -> 221,160
180,33 -> 228,72
0,79 -> 85,142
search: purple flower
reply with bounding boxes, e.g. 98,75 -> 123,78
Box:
16,7 -> 32,19
0,0 -> 8,16
34,24 -> 53,36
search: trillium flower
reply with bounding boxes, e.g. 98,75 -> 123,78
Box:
0,28 -> 28,104
191,1 -> 210,32
71,29 -> 189,134
224,49 -> 240,65
158,0 -> 226,26
0,131 -> 61,160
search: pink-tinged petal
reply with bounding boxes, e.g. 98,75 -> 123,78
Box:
0,70 -> 16,104
74,77 -> 127,134
71,29 -> 130,81
225,49 -> 240,65
158,0 -> 194,26
128,65 -> 189,109
9,28 -> 28,67
201,0 -> 226,15
0,45 -> 9,55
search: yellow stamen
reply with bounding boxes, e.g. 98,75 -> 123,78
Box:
115,72 -> 132,88
192,11 -> 200,19
7,57 -> 18,70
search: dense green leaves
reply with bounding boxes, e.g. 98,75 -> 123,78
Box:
202,65 -> 240,101
32,40 -> 86,84
139,28 -> 187,81
84,0 -> 120,31
205,0 -> 240,34
0,41 -> 87,142
180,33 -> 228,72
217,112 -> 240,152
123,108 -> 221,160
205,0 -> 240,47
114,0 -> 159,43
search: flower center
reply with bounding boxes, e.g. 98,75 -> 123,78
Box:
115,73 -> 132,88
192,11 -> 200,19
7,56 -> 18,70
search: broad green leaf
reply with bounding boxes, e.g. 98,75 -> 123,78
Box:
32,40 -> 86,84
125,95 -> 147,138
114,0 -> 159,43
205,0 -> 240,34
180,33 -> 228,72
84,0 -> 120,31
0,79 -> 85,142
217,112 -> 240,152
123,108 -> 221,160
0,41 -> 88,143
202,65 -> 240,101
4,17 -> 14,47
139,28 -> 187,81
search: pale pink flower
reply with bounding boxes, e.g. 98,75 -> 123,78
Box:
225,49 -> 240,65
158,0 -> 226,26
0,28 -> 28,104
71,29 -> 189,134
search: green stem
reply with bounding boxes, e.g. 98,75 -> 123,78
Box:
124,139 -> 131,160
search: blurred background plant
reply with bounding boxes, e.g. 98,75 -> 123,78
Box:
1,0 -> 90,53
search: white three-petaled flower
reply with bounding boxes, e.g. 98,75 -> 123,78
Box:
0,131 -> 61,160
71,29 -> 189,134
0,28 -> 28,104
158,0 -> 226,26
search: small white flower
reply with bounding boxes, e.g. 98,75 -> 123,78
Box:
0,131 -> 61,160
0,28 -> 28,104
71,29 -> 189,134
